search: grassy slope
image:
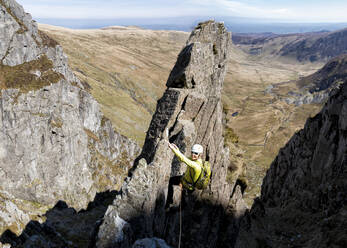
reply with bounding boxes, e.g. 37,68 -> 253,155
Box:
39,24 -> 188,144
39,24 -> 324,206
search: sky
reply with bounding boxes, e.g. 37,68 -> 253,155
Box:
16,0 -> 347,23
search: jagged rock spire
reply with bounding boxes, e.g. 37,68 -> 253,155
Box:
96,21 -> 246,248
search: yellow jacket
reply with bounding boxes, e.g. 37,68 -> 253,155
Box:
172,147 -> 203,190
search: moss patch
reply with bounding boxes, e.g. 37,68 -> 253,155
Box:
224,126 -> 239,144
38,30 -> 59,48
0,55 -> 63,96
89,144 -> 127,191
100,115 -> 109,127
50,117 -> 63,128
84,128 -> 100,142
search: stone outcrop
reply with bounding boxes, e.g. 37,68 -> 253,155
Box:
235,82 -> 347,247
0,0 -> 140,237
96,20 -> 246,248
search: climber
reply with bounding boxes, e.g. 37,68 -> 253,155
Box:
165,143 -> 204,209
165,142 -> 211,209
168,143 -> 205,191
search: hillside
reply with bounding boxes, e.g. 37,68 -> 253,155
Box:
297,54 -> 347,92
235,81 -> 347,248
38,24 -> 189,144
233,28 -> 347,62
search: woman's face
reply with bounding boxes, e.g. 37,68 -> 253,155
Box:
191,152 -> 199,161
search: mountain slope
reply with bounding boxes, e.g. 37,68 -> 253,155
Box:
235,81 -> 347,247
38,24 -> 189,144
233,28 -> 347,62
297,54 -> 347,92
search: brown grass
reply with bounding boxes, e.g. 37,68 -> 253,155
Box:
0,55 -> 63,95
38,30 -> 59,48
84,128 -> 100,142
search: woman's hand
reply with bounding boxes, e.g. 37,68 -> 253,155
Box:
168,143 -> 178,150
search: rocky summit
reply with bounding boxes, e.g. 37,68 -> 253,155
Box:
0,0 -> 139,239
96,20 -> 247,248
235,81 -> 347,247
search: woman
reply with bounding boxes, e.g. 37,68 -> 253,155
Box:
168,143 -> 204,190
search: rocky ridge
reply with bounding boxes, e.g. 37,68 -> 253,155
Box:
235,81 -> 347,247
297,54 -> 347,93
277,54 -> 347,106
0,0 -> 140,238
96,20 -> 247,248
233,28 -> 347,62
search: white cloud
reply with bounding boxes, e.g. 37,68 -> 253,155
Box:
189,0 -> 347,22
22,4 -> 199,19
211,0 -> 290,17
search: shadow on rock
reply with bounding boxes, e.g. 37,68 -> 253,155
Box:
162,190 -> 243,248
0,190 -> 118,248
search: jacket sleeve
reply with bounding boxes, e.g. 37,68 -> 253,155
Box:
172,147 -> 201,171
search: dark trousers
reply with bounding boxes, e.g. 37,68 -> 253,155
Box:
166,176 -> 182,208
166,176 -> 194,209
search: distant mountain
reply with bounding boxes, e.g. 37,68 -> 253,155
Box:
233,28 -> 347,62
280,28 -> 347,62
297,54 -> 347,92
37,17 -> 347,34
270,54 -> 346,106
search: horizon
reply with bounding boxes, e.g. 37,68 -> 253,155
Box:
36,17 -> 347,34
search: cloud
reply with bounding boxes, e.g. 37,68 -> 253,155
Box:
207,0 -> 291,17
188,0 -> 347,22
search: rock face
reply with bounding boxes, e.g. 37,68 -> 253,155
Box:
235,82 -> 347,247
0,0 -> 140,236
298,54 -> 347,93
96,21 -> 246,248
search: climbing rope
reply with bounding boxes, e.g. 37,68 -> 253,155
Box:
178,199 -> 182,248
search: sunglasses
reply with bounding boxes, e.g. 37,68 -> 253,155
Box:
191,152 -> 199,155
